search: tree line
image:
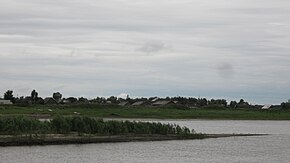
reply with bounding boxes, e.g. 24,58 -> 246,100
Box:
2,89 -> 290,109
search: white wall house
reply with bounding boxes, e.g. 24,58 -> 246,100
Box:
0,100 -> 13,105
261,104 -> 272,110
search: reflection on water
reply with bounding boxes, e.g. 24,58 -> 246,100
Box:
0,120 -> 290,163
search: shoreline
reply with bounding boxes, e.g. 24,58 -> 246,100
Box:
0,133 -> 268,147
1,114 -> 289,121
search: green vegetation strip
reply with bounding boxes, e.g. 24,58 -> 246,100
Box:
0,116 -> 192,135
1,104 -> 290,120
0,116 -> 268,146
0,116 -> 203,146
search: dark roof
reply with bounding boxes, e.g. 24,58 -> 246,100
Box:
152,100 -> 174,106
131,101 -> 145,106
118,101 -> 129,106
44,97 -> 58,104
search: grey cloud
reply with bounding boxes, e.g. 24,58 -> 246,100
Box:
136,42 -> 167,54
217,63 -> 234,79
1,0 -> 290,104
216,7 -> 290,15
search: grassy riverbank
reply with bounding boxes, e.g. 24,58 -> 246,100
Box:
1,104 -> 290,120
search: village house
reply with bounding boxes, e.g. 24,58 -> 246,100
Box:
44,97 -> 58,105
131,101 -> 146,106
118,101 -> 129,106
152,100 -> 175,107
261,104 -> 272,110
0,99 -> 12,105
22,97 -> 32,105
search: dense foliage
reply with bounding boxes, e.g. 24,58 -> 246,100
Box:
0,116 -> 50,135
0,116 -> 191,135
4,90 -> 15,103
281,102 -> 290,110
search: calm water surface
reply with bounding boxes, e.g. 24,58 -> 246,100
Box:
0,120 -> 290,163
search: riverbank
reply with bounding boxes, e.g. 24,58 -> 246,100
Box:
1,104 -> 290,120
0,133 -> 267,146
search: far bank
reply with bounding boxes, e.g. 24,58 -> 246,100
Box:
1,104 -> 290,120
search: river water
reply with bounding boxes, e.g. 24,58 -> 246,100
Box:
0,120 -> 289,163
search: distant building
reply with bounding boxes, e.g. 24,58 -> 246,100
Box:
0,100 -> 12,105
44,97 -> 58,105
22,97 -> 32,105
62,97 -> 78,104
152,100 -> 175,106
118,101 -> 129,106
131,101 -> 146,106
62,99 -> 71,104
151,97 -> 159,102
36,97 -> 44,105
261,104 -> 272,110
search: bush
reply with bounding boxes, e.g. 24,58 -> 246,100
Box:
51,115 -> 71,134
0,116 -> 51,135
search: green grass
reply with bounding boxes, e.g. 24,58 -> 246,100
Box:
0,104 -> 290,120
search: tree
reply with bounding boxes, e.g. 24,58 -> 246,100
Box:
78,97 -> 88,103
4,90 -> 15,103
107,96 -> 117,104
53,92 -> 62,102
237,99 -> 250,108
188,97 -> 198,105
220,99 -> 227,106
197,98 -> 208,107
281,102 -> 290,110
230,101 -> 238,108
31,90 -> 38,104
238,99 -> 244,105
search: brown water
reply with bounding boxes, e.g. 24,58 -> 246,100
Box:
0,120 -> 289,163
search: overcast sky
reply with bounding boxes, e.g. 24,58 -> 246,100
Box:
1,0 -> 290,104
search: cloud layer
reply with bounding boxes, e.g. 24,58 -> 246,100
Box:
1,0 -> 290,104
